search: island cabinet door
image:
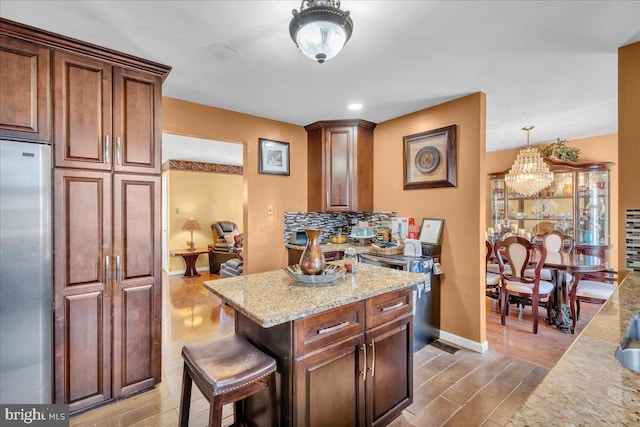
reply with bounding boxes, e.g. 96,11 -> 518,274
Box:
293,334 -> 366,427
365,314 -> 413,427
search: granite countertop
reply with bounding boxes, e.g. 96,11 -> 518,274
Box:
508,272 -> 640,426
285,242 -> 372,253
203,261 -> 424,328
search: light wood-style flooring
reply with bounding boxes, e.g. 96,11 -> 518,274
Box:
69,271 -> 599,426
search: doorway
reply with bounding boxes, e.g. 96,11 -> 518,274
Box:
161,134 -> 243,275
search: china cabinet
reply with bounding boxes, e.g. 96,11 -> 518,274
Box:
489,159 -> 614,259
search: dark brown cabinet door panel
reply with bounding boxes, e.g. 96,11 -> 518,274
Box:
53,169 -> 112,411
113,68 -> 161,173
294,335 -> 365,427
112,174 -> 161,396
0,35 -> 51,142
54,51 -> 112,169
325,126 -> 353,210
365,315 -> 413,427
65,291 -> 110,407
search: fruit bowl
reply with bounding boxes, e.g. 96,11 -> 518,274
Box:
284,264 -> 346,284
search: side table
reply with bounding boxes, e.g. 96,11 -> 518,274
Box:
170,248 -> 209,278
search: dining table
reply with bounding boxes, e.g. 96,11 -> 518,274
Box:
537,251 -> 606,333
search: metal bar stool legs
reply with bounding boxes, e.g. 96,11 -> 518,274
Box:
179,334 -> 278,427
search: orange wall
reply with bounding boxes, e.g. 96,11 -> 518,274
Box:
486,133 -> 619,270
162,97 -> 308,273
374,93 -> 487,345
619,42 -> 640,277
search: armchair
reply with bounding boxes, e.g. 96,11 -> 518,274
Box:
208,221 -> 242,273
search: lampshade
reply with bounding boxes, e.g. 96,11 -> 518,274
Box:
182,217 -> 201,231
505,126 -> 554,197
290,0 -> 353,63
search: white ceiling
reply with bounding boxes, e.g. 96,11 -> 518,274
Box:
162,133 -> 242,165
3,1 -> 640,157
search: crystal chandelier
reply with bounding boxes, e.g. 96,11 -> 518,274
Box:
505,126 -> 554,197
289,0 -> 353,63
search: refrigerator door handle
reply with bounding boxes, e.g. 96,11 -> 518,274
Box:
105,255 -> 110,284
104,135 -> 110,165
115,255 -> 121,283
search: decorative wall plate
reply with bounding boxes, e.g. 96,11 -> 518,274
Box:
415,146 -> 440,173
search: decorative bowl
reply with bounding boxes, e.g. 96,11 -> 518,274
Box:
513,212 -> 527,219
284,264 -> 347,284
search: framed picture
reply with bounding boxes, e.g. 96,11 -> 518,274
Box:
259,138 -> 290,175
419,218 -> 444,245
403,124 -> 457,189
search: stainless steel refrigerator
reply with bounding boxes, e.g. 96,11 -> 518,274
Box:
0,139 -> 52,403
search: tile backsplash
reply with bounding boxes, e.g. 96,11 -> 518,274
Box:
627,209 -> 640,272
284,211 -> 397,244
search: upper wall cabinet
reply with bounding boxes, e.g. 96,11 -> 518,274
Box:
306,119 -> 376,212
54,52 -> 162,173
0,35 -> 51,142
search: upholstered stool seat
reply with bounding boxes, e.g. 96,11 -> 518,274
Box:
179,334 -> 278,427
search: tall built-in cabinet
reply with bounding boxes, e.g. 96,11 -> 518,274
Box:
306,120 -> 376,212
489,158 -> 614,260
0,19 -> 170,413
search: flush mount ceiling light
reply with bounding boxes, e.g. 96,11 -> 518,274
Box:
505,126 -> 554,197
289,0 -> 353,63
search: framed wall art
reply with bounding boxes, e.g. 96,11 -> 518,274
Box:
403,124 -> 457,189
259,138 -> 290,175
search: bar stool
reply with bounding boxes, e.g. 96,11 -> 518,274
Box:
179,334 -> 278,427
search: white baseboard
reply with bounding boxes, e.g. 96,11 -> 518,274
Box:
167,266 -> 209,276
437,329 -> 489,353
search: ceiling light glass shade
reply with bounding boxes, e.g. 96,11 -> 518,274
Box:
505,127 -> 554,197
290,1 -> 353,63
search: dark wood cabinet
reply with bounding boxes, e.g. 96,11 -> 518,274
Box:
306,120 -> 376,212
294,335 -> 366,427
0,35 -> 51,142
53,171 -> 162,412
53,169 -> 113,412
365,315 -> 413,427
111,174 -> 161,397
237,288 -> 413,427
2,18 -> 170,413
53,52 -> 162,173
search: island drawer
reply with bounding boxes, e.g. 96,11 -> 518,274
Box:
294,301 -> 365,356
365,287 -> 413,329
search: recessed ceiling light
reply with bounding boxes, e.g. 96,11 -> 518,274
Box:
348,103 -> 363,110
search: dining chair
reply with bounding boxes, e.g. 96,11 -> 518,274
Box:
495,236 -> 555,334
486,240 -> 501,300
568,270 -> 618,333
526,230 -> 573,281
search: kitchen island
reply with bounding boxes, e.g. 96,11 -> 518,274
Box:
507,272 -> 640,426
204,262 -> 425,427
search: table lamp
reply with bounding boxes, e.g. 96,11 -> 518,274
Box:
182,217 -> 201,251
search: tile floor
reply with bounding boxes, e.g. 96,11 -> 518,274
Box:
68,271 -> 590,426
